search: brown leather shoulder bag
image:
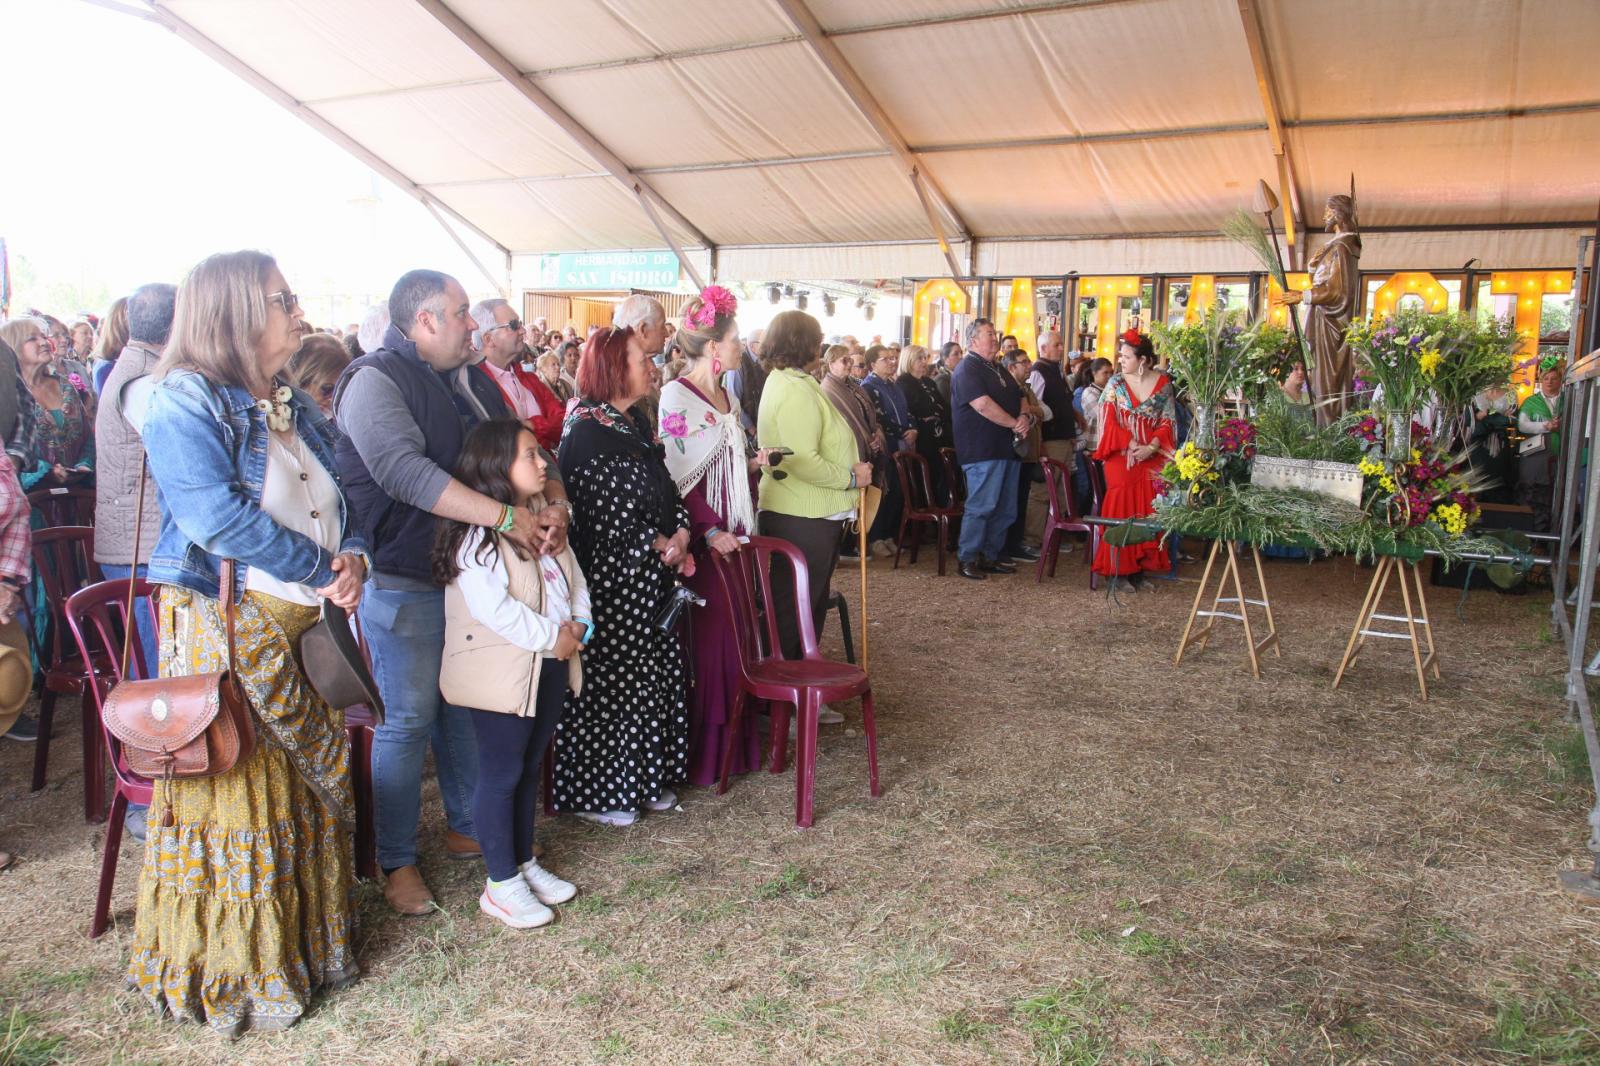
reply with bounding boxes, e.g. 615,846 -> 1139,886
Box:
100,463 -> 255,824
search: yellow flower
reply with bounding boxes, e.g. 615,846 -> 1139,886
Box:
1432,502 -> 1467,536
1378,475 -> 1397,494
1419,347 -> 1442,377
1358,457 -> 1385,477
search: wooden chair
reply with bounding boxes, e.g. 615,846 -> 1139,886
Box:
892,451 -> 962,576
712,537 -> 880,827
27,527 -> 109,816
1036,457 -> 1095,584
27,486 -> 96,529
65,576 -> 159,938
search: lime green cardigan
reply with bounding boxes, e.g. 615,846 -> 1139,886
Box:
756,368 -> 858,519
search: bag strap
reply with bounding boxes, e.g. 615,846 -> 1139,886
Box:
119,443 -> 240,682
118,462 -> 148,680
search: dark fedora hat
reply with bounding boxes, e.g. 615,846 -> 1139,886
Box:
299,600 -> 384,722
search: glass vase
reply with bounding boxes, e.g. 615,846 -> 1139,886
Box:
1191,403 -> 1217,451
1384,409 -> 1413,461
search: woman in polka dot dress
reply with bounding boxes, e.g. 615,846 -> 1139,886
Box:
554,326 -> 693,826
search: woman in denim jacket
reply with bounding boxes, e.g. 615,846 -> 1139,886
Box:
128,250 -> 369,1036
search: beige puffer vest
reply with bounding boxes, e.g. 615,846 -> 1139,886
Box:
441,537 -> 585,716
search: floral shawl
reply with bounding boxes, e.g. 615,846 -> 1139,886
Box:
657,378 -> 755,536
1102,371 -> 1177,447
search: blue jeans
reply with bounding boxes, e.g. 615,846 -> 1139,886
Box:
98,564 -> 158,681
958,458 -> 1020,562
362,585 -> 478,870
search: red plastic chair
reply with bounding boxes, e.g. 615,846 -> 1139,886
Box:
65,576 -> 159,938
892,451 -> 962,576
28,526 -> 109,815
27,486 -> 96,529
1036,456 -> 1095,584
1087,459 -> 1108,591
712,536 -> 880,827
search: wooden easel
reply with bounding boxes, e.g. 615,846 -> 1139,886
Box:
1173,540 -> 1281,679
1331,554 -> 1439,700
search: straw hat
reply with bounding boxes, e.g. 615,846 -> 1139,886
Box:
0,615 -> 33,737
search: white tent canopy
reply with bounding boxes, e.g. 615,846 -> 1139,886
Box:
130,0 -> 1599,280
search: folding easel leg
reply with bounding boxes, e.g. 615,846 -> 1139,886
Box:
1250,547 -> 1281,658
1411,561 -> 1440,679
1334,556 -> 1389,690
1175,539 -> 1221,665
1194,543 -> 1234,653
1226,544 -> 1262,679
1396,560 -> 1430,701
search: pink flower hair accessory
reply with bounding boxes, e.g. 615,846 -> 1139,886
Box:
686,285 -> 737,331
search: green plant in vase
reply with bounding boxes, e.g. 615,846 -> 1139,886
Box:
1345,307 -> 1459,458
1153,309 -> 1272,449
1427,312 -> 1517,442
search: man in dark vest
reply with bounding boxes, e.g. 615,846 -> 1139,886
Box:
1025,330 -> 1084,541
336,269 -> 572,917
92,281 -> 177,838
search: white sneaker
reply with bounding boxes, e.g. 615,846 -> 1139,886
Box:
519,859 -> 577,905
871,539 -> 897,559
818,704 -> 844,725
644,789 -> 678,812
479,876 -> 554,929
575,809 -> 638,827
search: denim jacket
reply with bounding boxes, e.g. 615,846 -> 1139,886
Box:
143,368 -> 368,602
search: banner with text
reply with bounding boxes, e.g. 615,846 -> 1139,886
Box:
535,251 -> 680,291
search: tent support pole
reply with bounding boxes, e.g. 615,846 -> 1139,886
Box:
1237,0 -> 1306,269
412,0 -> 716,256
772,0 -> 973,278
635,190 -> 706,292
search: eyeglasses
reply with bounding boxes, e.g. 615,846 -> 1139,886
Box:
267,290 -> 300,314
484,318 -> 523,336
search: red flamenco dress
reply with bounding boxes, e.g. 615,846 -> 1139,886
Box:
1092,371 -> 1176,577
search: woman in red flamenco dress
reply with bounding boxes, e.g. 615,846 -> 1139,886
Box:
1092,330 -> 1177,590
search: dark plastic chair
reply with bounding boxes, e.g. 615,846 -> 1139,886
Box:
27,486 -> 96,529
712,536 -> 880,828
1036,457 -> 1095,584
65,576 -> 159,938
28,526 -> 109,814
939,447 -> 967,508
892,451 -> 962,576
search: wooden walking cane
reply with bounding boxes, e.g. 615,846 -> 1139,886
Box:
858,486 -> 869,670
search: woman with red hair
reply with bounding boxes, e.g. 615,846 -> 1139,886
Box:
1092,330 -> 1176,589
553,327 -> 692,826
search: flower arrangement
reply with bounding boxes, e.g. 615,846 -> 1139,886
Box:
685,285 -> 737,331
1426,312 -> 1517,429
1344,306 -> 1460,419
1157,418 -> 1256,502
1152,309 -> 1274,413
1345,413 -> 1481,537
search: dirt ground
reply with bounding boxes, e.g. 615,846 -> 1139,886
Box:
1,547 -> 1597,1065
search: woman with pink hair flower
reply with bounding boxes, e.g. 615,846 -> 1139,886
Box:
658,288 -> 784,786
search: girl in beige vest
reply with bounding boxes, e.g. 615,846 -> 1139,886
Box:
434,420 -> 591,929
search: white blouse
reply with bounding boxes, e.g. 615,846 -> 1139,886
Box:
247,431 -> 342,606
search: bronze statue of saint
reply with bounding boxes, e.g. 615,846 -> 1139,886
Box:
1283,194 -> 1361,423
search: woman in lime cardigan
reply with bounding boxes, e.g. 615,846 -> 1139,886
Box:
755,310 -> 872,661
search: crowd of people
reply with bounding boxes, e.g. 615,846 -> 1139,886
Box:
0,255 -> 1574,1034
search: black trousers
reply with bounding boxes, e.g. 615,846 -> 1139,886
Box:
467,659 -> 568,881
757,511 -> 844,660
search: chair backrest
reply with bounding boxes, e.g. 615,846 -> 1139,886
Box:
1040,457 -> 1082,523
1088,459 -> 1108,515
66,576 -> 162,793
30,526 -> 102,666
939,448 -> 967,504
711,535 -> 821,667
893,451 -> 937,513
27,486 -> 95,529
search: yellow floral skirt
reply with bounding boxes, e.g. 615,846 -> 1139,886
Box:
126,588 -> 358,1036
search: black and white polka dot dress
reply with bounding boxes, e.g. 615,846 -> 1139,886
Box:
553,444 -> 690,814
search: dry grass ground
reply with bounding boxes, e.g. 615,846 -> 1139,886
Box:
1,548 -> 1597,1065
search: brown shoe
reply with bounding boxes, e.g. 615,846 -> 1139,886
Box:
444,829 -> 482,860
383,865 -> 435,916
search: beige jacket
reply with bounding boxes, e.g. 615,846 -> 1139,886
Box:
441,536 -> 586,716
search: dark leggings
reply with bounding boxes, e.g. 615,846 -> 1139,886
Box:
468,660 -> 568,882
